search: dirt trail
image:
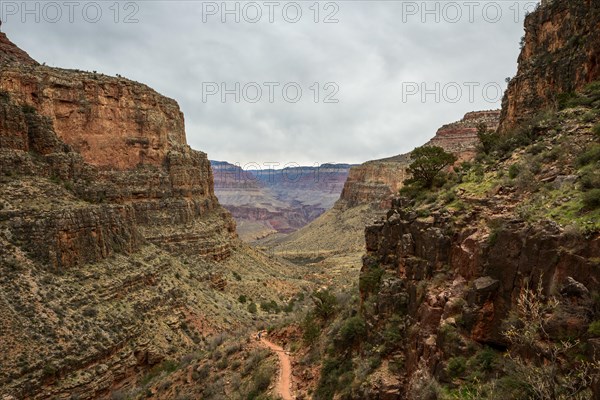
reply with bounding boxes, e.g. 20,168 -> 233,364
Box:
259,335 -> 294,400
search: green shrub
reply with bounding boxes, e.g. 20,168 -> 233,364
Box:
542,147 -> 561,162
446,356 -> 467,378
508,164 -> 521,179
382,315 -> 406,354
313,290 -> 337,320
336,316 -> 366,349
359,265 -> 383,295
580,167 -> 600,190
477,123 -> 498,155
593,123 -> 600,138
247,302 -> 257,314
314,357 -> 353,400
583,111 -> 598,123
233,271 -> 242,281
21,104 -> 36,114
406,146 -> 457,188
260,300 -> 280,314
238,295 -> 247,304
583,189 -> 600,209
247,365 -> 276,400
471,347 -> 497,373
302,312 -> 320,345
588,320 -> 600,336
576,144 -> 600,167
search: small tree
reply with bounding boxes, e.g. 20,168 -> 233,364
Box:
406,146 -> 457,188
477,122 -> 498,155
312,289 -> 337,321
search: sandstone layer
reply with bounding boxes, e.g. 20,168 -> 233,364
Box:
268,111 -> 500,257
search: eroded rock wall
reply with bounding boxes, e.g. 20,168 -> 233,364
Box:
499,0 -> 600,131
360,198 -> 600,396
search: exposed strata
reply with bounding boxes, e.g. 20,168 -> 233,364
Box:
267,110 -> 500,257
0,34 -> 236,269
0,33 -> 306,400
355,0 -> 600,396
499,0 -> 600,131
212,161 -> 351,240
360,196 -> 600,397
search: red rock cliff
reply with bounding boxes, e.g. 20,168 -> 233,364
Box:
0,33 -> 236,269
499,0 -> 600,131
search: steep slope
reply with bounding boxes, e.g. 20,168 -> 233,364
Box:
0,34 -> 312,399
357,100 -> 600,398
348,0 -> 600,397
266,111 -> 500,257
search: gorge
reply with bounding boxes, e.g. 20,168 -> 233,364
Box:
1,0 -> 600,399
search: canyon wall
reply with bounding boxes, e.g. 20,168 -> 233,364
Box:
0,33 -> 236,268
360,197 -> 600,397
268,111 -> 500,257
0,33 -> 275,400
355,0 -> 600,396
499,0 -> 600,131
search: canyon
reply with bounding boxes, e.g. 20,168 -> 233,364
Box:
1,0 -> 600,398
265,110 -> 501,259
212,161 -> 351,241
0,32 -> 313,399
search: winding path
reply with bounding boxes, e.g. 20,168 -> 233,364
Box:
258,335 -> 294,400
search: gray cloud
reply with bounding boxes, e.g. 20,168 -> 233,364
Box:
2,0 -> 528,166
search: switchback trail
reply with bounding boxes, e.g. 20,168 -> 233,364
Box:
258,335 -> 294,400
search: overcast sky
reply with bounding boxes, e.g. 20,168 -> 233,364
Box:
2,1 -> 534,167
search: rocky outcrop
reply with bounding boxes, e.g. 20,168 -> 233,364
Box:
0,34 -> 236,269
499,0 -> 600,131
340,154 -> 412,209
267,111 -> 500,257
0,33 -> 37,66
360,198 -> 600,396
426,110 -> 500,160
339,111 -> 500,209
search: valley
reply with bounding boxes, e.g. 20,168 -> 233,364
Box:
1,0 -> 600,399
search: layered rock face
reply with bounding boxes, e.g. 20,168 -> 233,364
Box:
0,34 -> 263,399
426,110 -> 500,160
354,0 -> 600,395
339,110 -> 500,210
268,111 -> 500,257
499,0 -> 600,131
0,33 -> 236,268
212,161 -> 351,240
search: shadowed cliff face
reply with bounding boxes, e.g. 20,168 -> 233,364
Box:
499,0 -> 600,131
353,1 -> 600,396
